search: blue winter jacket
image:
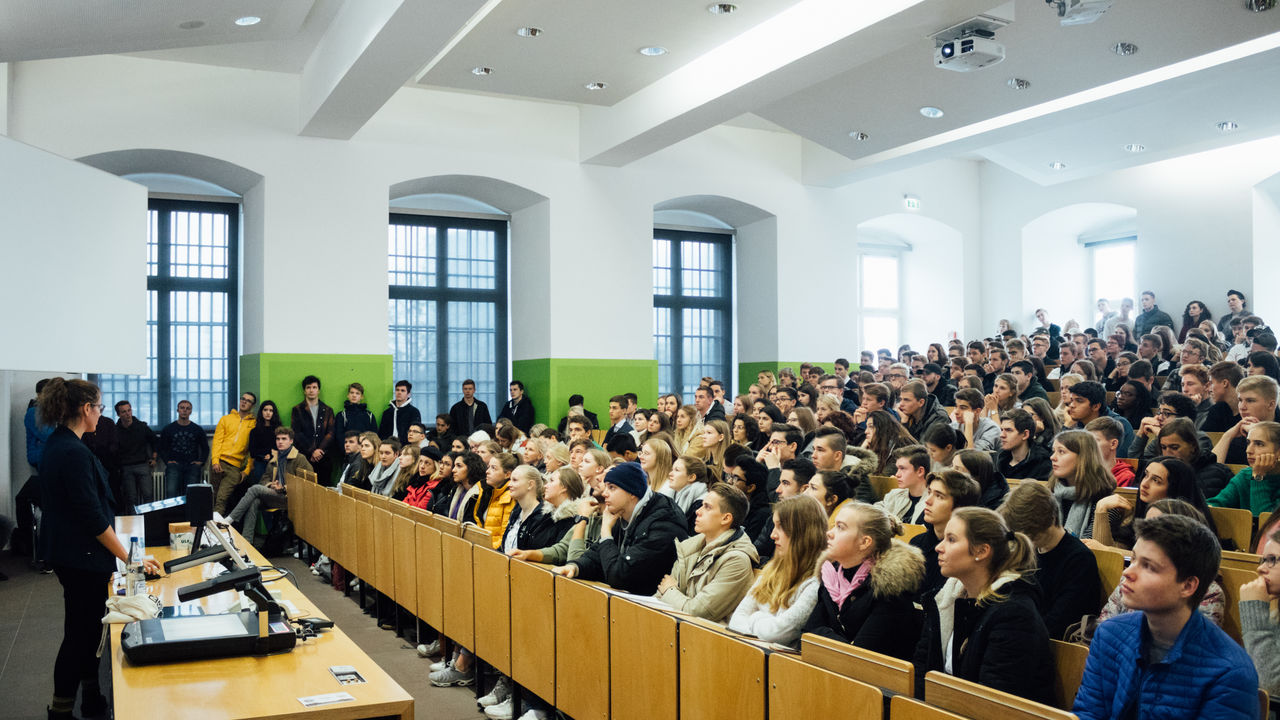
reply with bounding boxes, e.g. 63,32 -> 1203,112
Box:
1073,610 -> 1259,720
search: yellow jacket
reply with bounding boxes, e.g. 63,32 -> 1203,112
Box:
211,411 -> 256,468
476,482 -> 514,550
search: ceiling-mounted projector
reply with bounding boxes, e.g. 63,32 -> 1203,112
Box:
934,36 -> 1005,71
1048,0 -> 1114,25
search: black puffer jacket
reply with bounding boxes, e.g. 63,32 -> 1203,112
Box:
802,541 -> 925,660
499,501 -> 562,551
913,574 -> 1054,704
572,491 -> 690,594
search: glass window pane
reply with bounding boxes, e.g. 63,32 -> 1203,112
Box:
862,316 -> 899,355
388,298 -> 438,416
680,241 -> 722,298
388,224 -> 437,287
447,227 -> 497,289
653,239 -> 672,296
654,307 -> 673,394
860,255 -> 898,310
681,307 -> 724,399
169,210 -> 230,279
1093,242 -> 1135,307
167,290 -> 230,428
447,301 -> 497,406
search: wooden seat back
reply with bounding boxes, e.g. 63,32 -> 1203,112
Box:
392,510 -> 417,614
1220,564 -> 1259,644
891,696 -> 968,720
902,524 -> 928,542
1210,506 -> 1254,551
1050,640 -> 1089,711
472,546 -> 512,675
1092,546 -> 1127,600
555,576 -> 610,720
924,671 -> 1078,720
510,562 -> 556,704
800,633 -> 914,697
768,653 -> 881,720
610,597 -> 678,720
413,519 -> 443,628
869,475 -> 897,501
679,622 -> 766,720
463,523 -> 493,547
441,533 -> 475,648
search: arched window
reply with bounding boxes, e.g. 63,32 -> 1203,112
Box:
653,228 -> 733,398
96,198 -> 239,428
387,213 -> 509,415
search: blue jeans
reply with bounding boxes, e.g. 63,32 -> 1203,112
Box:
164,463 -> 204,499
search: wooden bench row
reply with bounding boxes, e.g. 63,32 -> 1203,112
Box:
284,473 -> 1089,720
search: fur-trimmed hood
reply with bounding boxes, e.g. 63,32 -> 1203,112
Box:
869,539 -> 925,599
552,496 -> 585,522
843,446 -> 880,477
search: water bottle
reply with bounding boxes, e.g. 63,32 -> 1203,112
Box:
126,537 -> 146,597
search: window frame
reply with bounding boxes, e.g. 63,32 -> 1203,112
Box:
653,228 -> 734,397
93,197 -> 240,430
387,212 -> 509,414
857,249 -> 903,353
1086,235 -> 1137,316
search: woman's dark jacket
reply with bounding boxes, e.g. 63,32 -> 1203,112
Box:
38,426 -> 117,573
801,541 -> 925,661
499,501 -> 563,551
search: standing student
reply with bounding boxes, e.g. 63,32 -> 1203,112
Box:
211,391 -> 258,515
113,400 -> 156,511
802,502 -> 925,660
1073,515 -> 1258,720
728,495 -> 828,647
158,399 -> 209,497
655,483 -> 759,622
602,394 -> 634,445
496,380 -> 535,434
243,400 -> 281,489
913,507 -> 1054,703
333,382 -> 377,447
37,379 -> 161,720
999,482 -> 1101,640
380,379 -> 422,445
290,375 -> 335,485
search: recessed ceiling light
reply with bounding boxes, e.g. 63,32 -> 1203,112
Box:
584,81 -> 608,91
1217,120 -> 1239,133
919,106 -> 944,119
1123,143 -> 1146,153
1112,42 -> 1139,56
708,3 -> 738,14
178,20 -> 205,30
848,131 -> 869,141
234,16 -> 261,27
639,46 -> 669,57
1049,161 -> 1067,171
1006,77 -> 1031,90
516,26 -> 542,37
472,66 -> 494,76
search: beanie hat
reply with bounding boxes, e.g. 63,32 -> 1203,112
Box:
422,445 -> 443,462
604,461 -> 648,499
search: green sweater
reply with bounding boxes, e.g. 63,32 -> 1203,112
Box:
1207,467 -> 1280,516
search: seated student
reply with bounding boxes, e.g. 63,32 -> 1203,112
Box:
922,424 -> 960,473
227,426 -> 313,547
1022,397 -> 1061,452
913,507 -> 1054,703
553,462 -> 690,594
1110,381 -> 1156,432
802,502 -> 925,660
663,454 -> 712,528
1073,514 -> 1258,720
754,457 -> 814,563
640,437 -> 674,492
1063,381 -> 1136,458
1085,416 -> 1136,488
1010,360 -> 1049,404
399,446 -> 442,507
1208,420 -> 1280,516
1050,429 -> 1116,539
726,456 -> 772,541
1098,498 -> 1224,626
806,469 -> 859,528
995,409 -> 1052,481
336,431 -> 374,491
1129,391 -> 1213,464
498,465 -> 562,553
655,483 -> 759,623
1201,359 -> 1246,433
474,453 -> 517,549
388,444 -> 420,500
1212,375 -> 1280,466
1240,522 -> 1280,696
1151,418 -> 1233,499
899,380 -> 950,443
728,496 -> 827,647
1092,455 -> 1218,550
423,452 -> 457,516
951,449 -> 1009,510
999,482 -> 1101,640
367,438 -> 401,496
863,410 -> 915,476
877,445 -> 930,524
950,388 -> 1001,452
912,471 -> 982,600
442,452 -> 486,522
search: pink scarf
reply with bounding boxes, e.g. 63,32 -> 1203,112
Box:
821,559 -> 874,610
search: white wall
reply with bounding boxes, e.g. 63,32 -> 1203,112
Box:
1254,178 -> 1280,322
0,135 -> 147,373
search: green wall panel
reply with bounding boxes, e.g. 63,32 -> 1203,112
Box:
737,361 -> 833,398
238,353 -> 393,420
512,358 -> 659,428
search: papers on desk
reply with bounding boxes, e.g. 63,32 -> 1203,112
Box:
298,692 -> 356,708
595,587 -> 675,612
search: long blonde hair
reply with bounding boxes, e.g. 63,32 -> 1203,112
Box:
700,419 -> 732,469
391,445 -> 421,497
673,405 -> 702,453
643,437 -> 674,491
752,496 -> 827,612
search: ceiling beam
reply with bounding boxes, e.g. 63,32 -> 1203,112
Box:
578,0 -> 995,167
298,0 -> 497,139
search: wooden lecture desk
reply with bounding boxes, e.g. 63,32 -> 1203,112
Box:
109,516 -> 413,720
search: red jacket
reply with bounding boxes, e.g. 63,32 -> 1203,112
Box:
1110,459 -> 1136,488
403,478 -> 440,509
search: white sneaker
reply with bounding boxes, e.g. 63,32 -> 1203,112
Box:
484,698 -> 514,720
429,659 -> 450,673
429,664 -> 474,687
478,677 -> 512,707
416,639 -> 441,658
517,710 -> 548,720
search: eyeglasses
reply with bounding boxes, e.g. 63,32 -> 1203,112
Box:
1156,409 -> 1176,418
1261,555 -> 1280,568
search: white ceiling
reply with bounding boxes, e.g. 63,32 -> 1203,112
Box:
3,0 -> 1278,185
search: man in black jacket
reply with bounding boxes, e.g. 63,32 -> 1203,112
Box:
380,380 -> 422,444
1134,290 -> 1176,337
496,380 -> 535,434
995,410 -> 1052,481
554,462 -> 689,594
556,394 -> 599,435
448,378 -> 492,437
899,380 -> 950,443
334,383 -> 377,446
291,375 -> 336,485
695,385 -> 725,424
